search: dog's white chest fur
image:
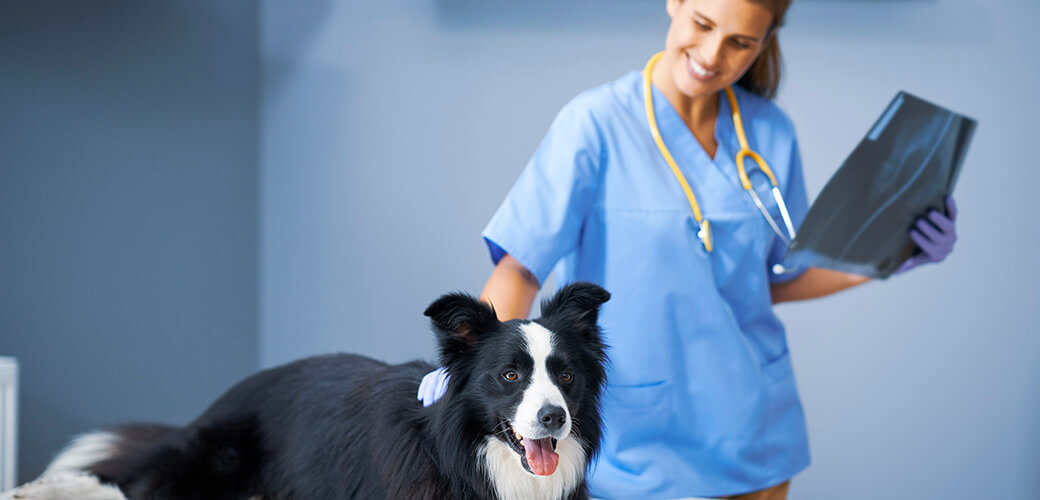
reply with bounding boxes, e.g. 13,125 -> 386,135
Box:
480,436 -> 585,500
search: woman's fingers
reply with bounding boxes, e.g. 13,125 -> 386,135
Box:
927,210 -> 955,235
915,218 -> 943,243
910,229 -> 939,257
946,196 -> 958,221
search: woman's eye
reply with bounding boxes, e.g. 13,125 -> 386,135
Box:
503,370 -> 518,381
694,21 -> 711,31
560,371 -> 574,384
730,39 -> 750,49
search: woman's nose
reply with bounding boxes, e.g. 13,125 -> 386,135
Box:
699,35 -> 725,69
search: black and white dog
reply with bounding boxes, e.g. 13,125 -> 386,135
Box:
39,283 -> 610,500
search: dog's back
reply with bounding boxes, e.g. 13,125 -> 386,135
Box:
50,354 -> 446,499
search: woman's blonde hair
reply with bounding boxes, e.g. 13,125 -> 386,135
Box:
736,0 -> 792,99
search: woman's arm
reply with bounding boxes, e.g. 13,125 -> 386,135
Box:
770,267 -> 871,304
484,256 -> 868,309
772,197 -> 960,304
480,254 -> 540,321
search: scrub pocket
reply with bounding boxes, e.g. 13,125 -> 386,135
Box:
602,381 -> 672,450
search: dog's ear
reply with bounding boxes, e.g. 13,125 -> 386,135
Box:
424,292 -> 500,366
538,282 -> 610,340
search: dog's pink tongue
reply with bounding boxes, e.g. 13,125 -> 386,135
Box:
522,437 -> 559,476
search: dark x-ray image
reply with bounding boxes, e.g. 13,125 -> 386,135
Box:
783,91 -> 976,279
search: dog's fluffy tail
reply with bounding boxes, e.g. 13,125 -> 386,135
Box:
43,424 -> 176,481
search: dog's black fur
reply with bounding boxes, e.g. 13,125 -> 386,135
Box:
71,283 -> 610,499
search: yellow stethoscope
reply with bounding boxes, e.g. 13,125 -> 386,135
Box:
642,51 -> 796,254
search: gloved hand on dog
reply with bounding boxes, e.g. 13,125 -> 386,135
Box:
895,196 -> 958,275
417,366 -> 449,407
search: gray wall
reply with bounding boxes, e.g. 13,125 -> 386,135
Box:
778,2 -> 1040,498
0,1 -> 259,482
261,1 -> 1039,499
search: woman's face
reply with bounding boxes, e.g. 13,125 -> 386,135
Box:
662,0 -> 774,99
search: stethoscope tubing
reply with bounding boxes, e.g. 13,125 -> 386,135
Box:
642,51 -> 797,254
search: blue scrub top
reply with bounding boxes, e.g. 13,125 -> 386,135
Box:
483,70 -> 811,498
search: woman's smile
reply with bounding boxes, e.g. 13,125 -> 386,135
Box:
685,52 -> 718,81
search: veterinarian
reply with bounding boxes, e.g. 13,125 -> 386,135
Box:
421,0 -> 958,498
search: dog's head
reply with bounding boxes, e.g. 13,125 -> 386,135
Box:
424,282 -> 609,479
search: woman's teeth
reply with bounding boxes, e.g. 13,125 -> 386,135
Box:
688,56 -> 715,78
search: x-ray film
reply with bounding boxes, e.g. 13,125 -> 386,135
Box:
783,91 -> 976,279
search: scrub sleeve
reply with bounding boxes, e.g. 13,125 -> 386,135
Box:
482,100 -> 603,284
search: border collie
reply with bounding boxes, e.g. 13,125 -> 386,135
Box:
37,283 -> 610,500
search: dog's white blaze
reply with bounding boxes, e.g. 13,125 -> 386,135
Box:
42,431 -> 117,478
480,436 -> 586,500
514,323 -> 571,440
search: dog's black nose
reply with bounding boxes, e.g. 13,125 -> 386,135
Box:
537,405 -> 567,432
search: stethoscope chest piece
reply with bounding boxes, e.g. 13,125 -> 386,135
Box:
698,220 -> 713,253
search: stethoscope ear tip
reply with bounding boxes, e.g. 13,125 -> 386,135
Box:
772,264 -> 790,275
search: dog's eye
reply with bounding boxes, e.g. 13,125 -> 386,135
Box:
560,371 -> 574,384
502,370 -> 518,381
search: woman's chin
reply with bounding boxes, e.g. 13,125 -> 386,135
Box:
673,72 -> 721,100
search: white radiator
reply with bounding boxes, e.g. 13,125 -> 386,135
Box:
0,357 -> 16,491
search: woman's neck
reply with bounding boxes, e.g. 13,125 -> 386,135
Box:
650,56 -> 720,158
650,56 -> 719,131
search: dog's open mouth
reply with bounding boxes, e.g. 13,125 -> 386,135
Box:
497,419 -> 559,476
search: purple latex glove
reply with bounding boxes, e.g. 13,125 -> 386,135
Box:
896,196 -> 958,274
417,366 -> 449,407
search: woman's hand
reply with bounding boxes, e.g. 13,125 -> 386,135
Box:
895,196 -> 958,274
417,366 -> 450,407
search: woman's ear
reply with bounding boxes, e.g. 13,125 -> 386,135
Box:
424,292 -> 500,367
